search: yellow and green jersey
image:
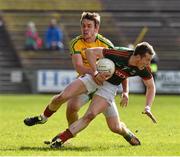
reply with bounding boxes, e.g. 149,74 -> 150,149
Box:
69,34 -> 114,69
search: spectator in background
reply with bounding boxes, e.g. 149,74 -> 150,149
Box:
25,21 -> 43,50
45,19 -> 64,51
150,54 -> 159,81
0,17 -> 3,27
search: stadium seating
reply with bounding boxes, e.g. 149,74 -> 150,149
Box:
0,24 -> 31,93
0,0 -> 102,11
101,0 -> 180,11
0,0 -> 180,93
18,51 -> 73,69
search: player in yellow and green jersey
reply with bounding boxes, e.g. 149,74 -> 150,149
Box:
70,33 -> 113,76
24,12 -> 130,144
66,12 -> 129,133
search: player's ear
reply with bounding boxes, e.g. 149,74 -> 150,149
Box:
95,24 -> 100,32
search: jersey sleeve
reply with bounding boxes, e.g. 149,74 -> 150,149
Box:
104,38 -> 114,48
96,34 -> 114,48
102,48 -> 130,58
69,37 -> 81,55
102,48 -> 109,56
139,66 -> 153,80
114,46 -> 134,52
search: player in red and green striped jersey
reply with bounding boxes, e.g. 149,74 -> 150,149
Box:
43,42 -> 156,148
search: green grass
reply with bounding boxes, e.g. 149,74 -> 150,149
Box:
0,94 -> 180,156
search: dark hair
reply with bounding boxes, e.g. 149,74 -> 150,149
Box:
134,42 -> 155,57
80,12 -> 100,28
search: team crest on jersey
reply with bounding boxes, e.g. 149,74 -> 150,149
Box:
121,66 -> 129,71
130,70 -> 136,75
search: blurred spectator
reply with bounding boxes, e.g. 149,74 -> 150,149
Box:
25,21 -> 43,50
0,12 -> 3,25
0,17 -> 3,27
44,19 -> 64,51
150,54 -> 159,81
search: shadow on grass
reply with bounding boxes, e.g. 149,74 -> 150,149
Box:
19,146 -> 91,151
0,144 -> 126,152
19,143 -> 126,151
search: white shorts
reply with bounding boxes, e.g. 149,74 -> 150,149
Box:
79,74 -> 119,117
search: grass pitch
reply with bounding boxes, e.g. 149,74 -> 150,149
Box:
0,94 -> 180,156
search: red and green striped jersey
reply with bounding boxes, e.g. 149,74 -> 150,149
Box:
103,47 -> 152,85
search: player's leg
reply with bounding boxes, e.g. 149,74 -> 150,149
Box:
66,75 -> 98,126
69,95 -> 108,134
96,81 -> 140,145
24,79 -> 87,126
66,97 -> 82,126
49,95 -> 109,148
104,101 -> 140,146
66,94 -> 90,126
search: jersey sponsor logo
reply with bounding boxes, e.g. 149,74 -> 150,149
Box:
115,69 -> 129,79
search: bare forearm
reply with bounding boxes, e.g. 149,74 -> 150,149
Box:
145,83 -> 156,108
72,54 -> 93,75
143,80 -> 157,123
86,49 -> 98,72
85,47 -> 104,73
122,79 -> 129,93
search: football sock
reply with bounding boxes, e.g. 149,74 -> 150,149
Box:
123,132 -> 133,142
59,129 -> 73,143
40,114 -> 48,121
43,106 -> 56,118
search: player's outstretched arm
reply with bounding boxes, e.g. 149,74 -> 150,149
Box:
120,79 -> 129,107
142,78 -> 157,123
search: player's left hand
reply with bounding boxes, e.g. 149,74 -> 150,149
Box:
142,106 -> 157,123
120,92 -> 129,107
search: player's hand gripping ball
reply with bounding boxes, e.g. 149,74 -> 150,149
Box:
96,58 -> 115,79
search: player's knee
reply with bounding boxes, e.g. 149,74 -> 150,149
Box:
51,94 -> 60,105
51,92 -> 67,106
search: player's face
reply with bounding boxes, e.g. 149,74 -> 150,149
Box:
137,53 -> 152,70
81,19 -> 99,42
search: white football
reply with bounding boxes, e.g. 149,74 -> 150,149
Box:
96,58 -> 115,76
